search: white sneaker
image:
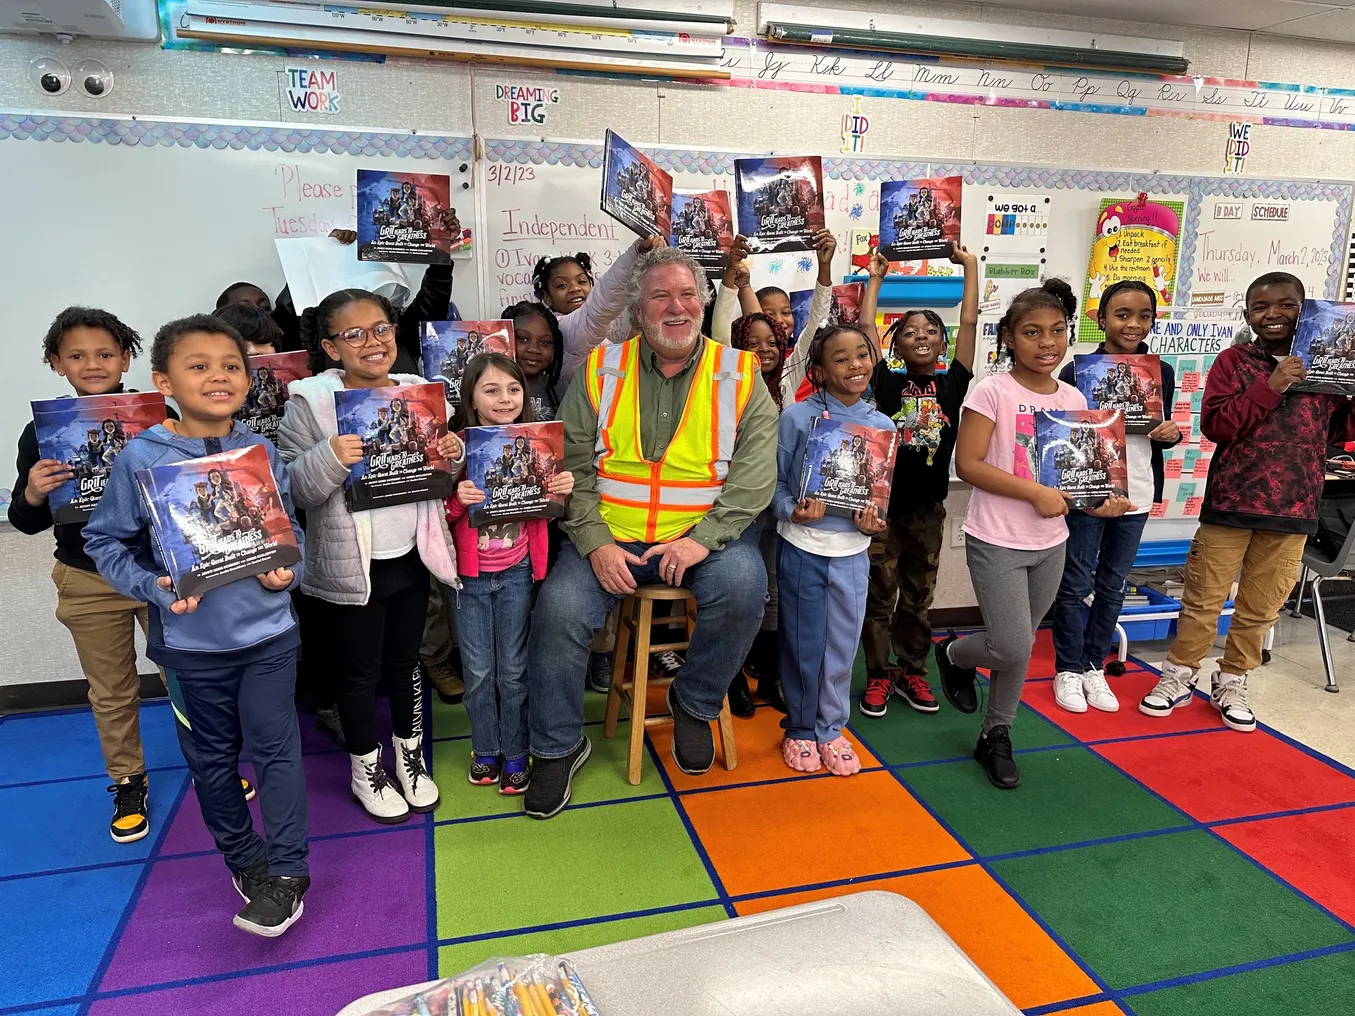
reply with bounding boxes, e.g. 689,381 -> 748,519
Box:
1211,672 -> 1257,733
1054,671 -> 1088,713
393,734 -> 440,812
1139,661 -> 1198,717
1081,669 -> 1120,713
349,747 -> 410,824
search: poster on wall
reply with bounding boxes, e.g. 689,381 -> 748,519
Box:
1082,196 -> 1183,344
982,192 -> 1050,252
878,177 -> 962,262
979,255 -> 1044,313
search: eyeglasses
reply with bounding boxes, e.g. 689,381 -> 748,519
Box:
328,322 -> 397,346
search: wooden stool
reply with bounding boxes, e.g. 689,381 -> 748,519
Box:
602,584 -> 738,785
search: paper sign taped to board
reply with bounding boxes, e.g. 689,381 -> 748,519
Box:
983,192 -> 1050,253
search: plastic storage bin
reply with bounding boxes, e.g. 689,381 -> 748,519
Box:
1108,587 -> 1181,644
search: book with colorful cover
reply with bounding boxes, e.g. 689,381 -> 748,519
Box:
797,417 -> 899,517
600,129 -> 673,239
356,169 -> 460,264
420,320 -> 516,408
334,382 -> 455,510
790,282 -> 865,339
671,189 -> 735,281
134,443 -> 301,599
734,155 -> 826,254
1032,409 -> 1128,509
879,176 -> 962,262
32,392 -> 169,524
1291,298 -> 1355,395
236,351 -> 311,443
1072,354 -> 1164,434
461,421 -> 567,527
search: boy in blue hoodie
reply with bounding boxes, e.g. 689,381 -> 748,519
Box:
85,314 -> 310,939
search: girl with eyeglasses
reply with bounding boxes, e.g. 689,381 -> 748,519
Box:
278,289 -> 464,825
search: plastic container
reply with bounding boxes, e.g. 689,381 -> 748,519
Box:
1108,587 -> 1181,643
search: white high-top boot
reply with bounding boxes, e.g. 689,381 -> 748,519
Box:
350,747 -> 410,824
393,734 -> 440,812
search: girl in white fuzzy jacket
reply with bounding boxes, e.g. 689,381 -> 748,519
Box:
278,288 -> 463,825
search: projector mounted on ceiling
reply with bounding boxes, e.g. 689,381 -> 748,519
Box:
0,0 -> 160,41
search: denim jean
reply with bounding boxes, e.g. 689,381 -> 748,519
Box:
1052,510 -> 1150,674
526,528 -> 767,759
453,558 -> 534,760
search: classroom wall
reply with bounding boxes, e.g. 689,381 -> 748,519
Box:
4,2 -> 1355,689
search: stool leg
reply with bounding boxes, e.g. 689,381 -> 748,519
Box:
603,598 -> 634,739
627,598 -> 654,785
717,700 -> 738,771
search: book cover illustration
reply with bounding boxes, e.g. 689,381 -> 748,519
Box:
462,421 -> 567,528
236,351 -> 311,443
1073,354 -> 1164,433
791,283 -> 865,339
1033,409 -> 1128,509
600,129 -> 673,239
1291,299 -> 1355,395
356,170 -> 459,264
879,177 -> 962,262
798,416 -> 899,517
734,155 -> 826,254
671,189 -> 734,281
135,443 -> 300,600
335,382 -> 455,511
421,320 -> 516,408
32,392 -> 169,524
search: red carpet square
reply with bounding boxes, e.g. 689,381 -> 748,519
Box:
1214,806 -> 1355,925
1021,670 -> 1226,741
1095,731 -> 1355,823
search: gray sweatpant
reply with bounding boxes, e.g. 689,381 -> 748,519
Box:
949,534 -> 1066,732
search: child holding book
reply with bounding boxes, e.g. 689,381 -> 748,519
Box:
278,288 -> 463,824
1052,280 -> 1182,714
774,325 -> 892,776
861,244 -> 978,718
446,352 -> 574,794
942,281 -> 1130,789
1141,272 -> 1355,731
84,314 -> 310,937
503,301 -> 565,422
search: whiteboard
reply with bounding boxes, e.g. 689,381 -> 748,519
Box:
0,113 -> 478,511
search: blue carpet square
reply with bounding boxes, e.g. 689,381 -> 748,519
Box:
0,703 -> 187,787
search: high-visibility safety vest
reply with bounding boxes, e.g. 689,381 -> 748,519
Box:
584,337 -> 759,544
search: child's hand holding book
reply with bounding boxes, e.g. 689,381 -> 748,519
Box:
156,575 -> 200,615
257,567 -> 294,591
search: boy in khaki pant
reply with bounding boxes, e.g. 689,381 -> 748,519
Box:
1141,273 -> 1355,731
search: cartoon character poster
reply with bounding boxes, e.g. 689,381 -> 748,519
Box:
798,417 -> 899,517
421,320 -> 515,409
335,382 -> 454,510
236,351 -> 310,443
461,421 -> 566,527
1073,354 -> 1164,433
878,176 -> 962,262
356,169 -> 461,264
32,392 -> 168,524
1033,409 -> 1128,509
892,394 -> 951,466
135,443 -> 300,599
600,130 -> 673,239
1083,196 -> 1182,342
1291,298 -> 1355,395
671,189 -> 734,282
734,155 -> 826,254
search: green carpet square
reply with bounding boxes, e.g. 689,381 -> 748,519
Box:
1126,949 -> 1355,1016
852,701 -> 1073,767
993,831 -> 1354,989
900,747 -> 1189,855
435,797 -> 718,940
438,905 -> 727,976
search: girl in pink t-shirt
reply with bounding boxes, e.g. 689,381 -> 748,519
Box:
936,280 -> 1131,791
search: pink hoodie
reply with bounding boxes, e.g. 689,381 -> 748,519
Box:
444,496 -> 549,581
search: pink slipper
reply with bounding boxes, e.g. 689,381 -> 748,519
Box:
782,738 -> 822,773
818,736 -> 862,776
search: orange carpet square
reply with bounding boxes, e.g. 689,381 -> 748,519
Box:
1214,807 -> 1355,925
735,868 -> 1100,1011
1053,1004 -> 1125,1015
1021,671 -> 1226,741
682,770 -> 969,896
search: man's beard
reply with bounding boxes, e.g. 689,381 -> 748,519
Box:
642,317 -> 700,352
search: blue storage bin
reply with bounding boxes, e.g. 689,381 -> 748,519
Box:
1164,598 -> 1235,638
1107,587 -> 1181,644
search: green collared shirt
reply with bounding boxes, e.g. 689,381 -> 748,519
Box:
559,336 -> 778,556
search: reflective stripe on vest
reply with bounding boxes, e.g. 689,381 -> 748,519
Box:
585,338 -> 757,543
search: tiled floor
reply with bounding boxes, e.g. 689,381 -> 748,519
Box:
1,629 -> 1353,1016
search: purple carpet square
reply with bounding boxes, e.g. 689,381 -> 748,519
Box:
100,827 -> 427,990
300,697 -> 394,754
89,948 -> 428,1016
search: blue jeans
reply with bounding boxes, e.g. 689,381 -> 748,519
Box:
1053,510 -> 1150,674
526,530 -> 767,759
453,558 -> 534,760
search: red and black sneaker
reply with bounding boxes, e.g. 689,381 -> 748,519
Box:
860,670 -> 894,718
896,671 -> 940,714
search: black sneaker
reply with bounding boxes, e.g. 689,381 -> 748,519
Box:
667,685 -> 715,775
974,725 -> 1020,790
108,774 -> 149,844
232,858 -> 270,903
650,650 -> 685,681
233,874 -> 310,938
936,635 -> 978,714
586,651 -> 614,694
726,670 -> 756,718
315,705 -> 345,748
468,753 -> 501,786
524,738 -> 592,820
499,762 -> 531,796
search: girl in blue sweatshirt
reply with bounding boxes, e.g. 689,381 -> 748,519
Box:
774,325 -> 892,777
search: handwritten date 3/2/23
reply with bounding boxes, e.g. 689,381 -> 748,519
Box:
487,163 -> 537,187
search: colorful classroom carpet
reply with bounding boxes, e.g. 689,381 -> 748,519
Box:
3,630 -> 1354,1016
